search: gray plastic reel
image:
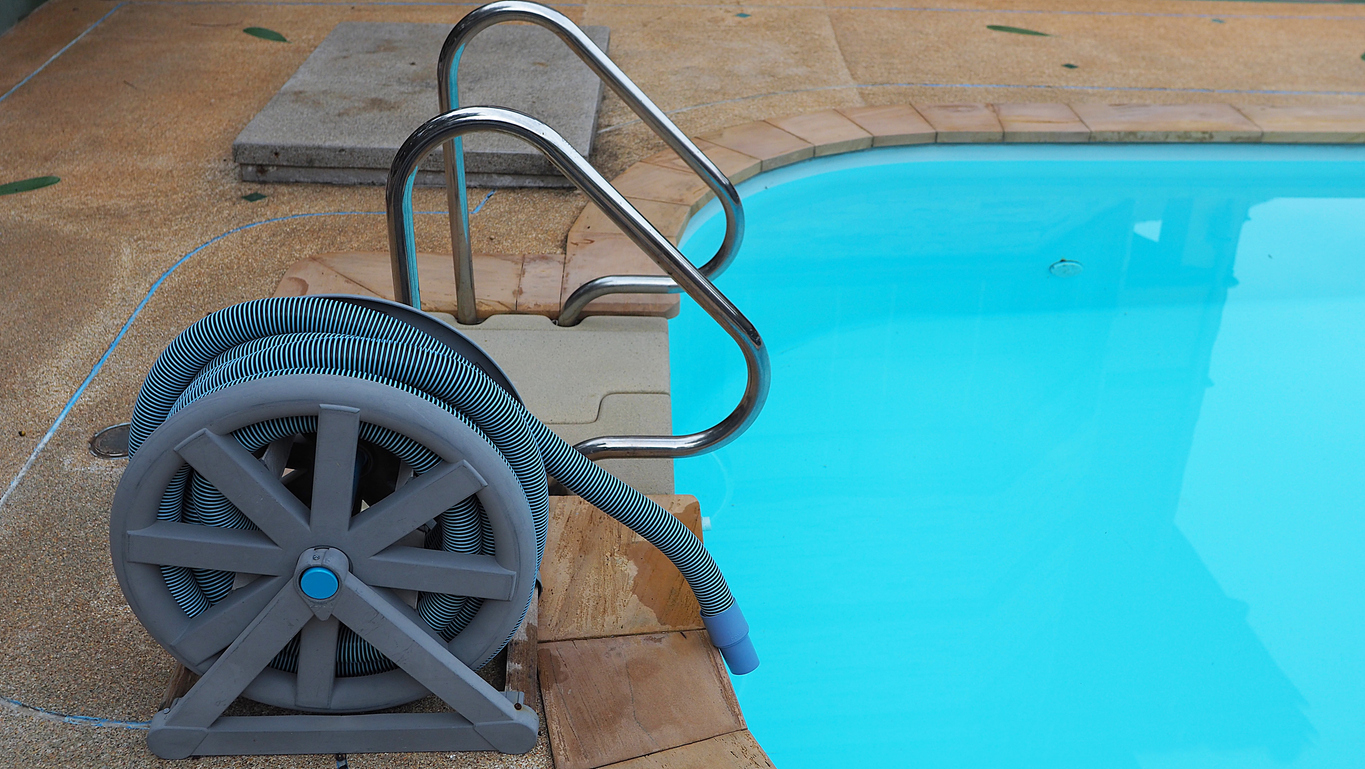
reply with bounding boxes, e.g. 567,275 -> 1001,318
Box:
110,366 -> 541,757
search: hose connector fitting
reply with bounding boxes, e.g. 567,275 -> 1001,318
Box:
702,603 -> 758,675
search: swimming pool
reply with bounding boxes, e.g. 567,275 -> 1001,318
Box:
670,145 -> 1365,769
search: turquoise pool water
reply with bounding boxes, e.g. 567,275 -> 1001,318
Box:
670,145 -> 1365,769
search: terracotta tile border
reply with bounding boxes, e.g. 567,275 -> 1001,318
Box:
561,102 -> 1365,317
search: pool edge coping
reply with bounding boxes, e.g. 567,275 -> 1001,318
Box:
562,102 -> 1365,316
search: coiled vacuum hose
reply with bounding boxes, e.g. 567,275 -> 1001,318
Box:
128,296 -> 757,676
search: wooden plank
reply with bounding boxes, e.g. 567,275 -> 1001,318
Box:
598,731 -> 775,769
505,593 -> 542,718
539,631 -> 745,769
540,495 -> 705,642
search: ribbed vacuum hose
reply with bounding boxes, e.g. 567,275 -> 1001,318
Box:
129,297 -> 756,675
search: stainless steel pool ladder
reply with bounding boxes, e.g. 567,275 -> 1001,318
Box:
435,0 -> 745,328
386,106 -> 770,460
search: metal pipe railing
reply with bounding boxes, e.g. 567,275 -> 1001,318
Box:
436,0 -> 744,326
387,107 -> 769,459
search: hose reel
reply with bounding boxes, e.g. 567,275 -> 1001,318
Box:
112,290 -> 757,758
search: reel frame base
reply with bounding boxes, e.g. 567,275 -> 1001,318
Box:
148,547 -> 537,759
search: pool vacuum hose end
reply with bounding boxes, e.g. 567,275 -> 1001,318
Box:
703,603 -> 759,674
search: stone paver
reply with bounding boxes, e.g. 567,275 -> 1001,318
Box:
1072,103 -> 1262,142
915,103 -> 1004,142
995,102 -> 1090,143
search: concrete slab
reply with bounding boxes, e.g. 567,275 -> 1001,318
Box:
548,394 -> 674,494
445,314 -> 669,425
436,313 -> 674,493
233,22 -> 609,187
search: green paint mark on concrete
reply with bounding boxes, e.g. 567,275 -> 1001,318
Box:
242,192 -> 268,202
987,24 -> 1049,37
244,27 -> 288,43
0,176 -> 59,196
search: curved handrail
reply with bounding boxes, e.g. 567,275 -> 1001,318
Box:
387,107 -> 769,459
437,0 -> 744,325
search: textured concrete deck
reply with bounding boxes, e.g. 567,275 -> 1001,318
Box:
4,0 -> 1365,766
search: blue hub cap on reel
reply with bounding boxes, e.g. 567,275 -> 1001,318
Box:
299,567 -> 340,600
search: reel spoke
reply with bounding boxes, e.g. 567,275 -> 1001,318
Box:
331,572 -> 523,725
346,460 -> 487,557
356,546 -> 516,600
162,579 -> 316,730
171,575 -> 291,666
294,618 -> 340,710
174,429 -> 310,548
310,405 -> 361,540
125,521 -> 287,575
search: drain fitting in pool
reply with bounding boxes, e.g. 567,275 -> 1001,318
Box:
89,422 -> 131,458
1049,259 -> 1083,277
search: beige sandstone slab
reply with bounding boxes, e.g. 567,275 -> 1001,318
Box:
449,313 -> 670,425
573,198 -> 692,244
1072,103 -> 1262,142
539,631 -> 745,769
540,495 -> 701,642
611,161 -> 715,208
996,103 -> 1090,143
1237,104 -> 1365,143
700,120 -> 815,171
517,253 -> 568,317
597,730 -> 776,769
273,256 -> 383,300
838,104 -> 936,146
641,141 -> 764,186
562,230 -> 679,318
767,109 -> 872,156
547,393 -> 675,494
915,103 -> 1004,143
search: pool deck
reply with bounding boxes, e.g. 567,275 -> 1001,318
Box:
4,0 -> 1365,766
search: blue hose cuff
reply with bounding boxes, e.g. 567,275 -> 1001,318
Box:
702,603 -> 759,675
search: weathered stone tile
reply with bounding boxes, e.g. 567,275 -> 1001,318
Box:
540,495 -> 703,642
516,253 -> 566,316
838,104 -> 935,146
573,198 -> 692,244
539,631 -> 744,769
610,162 -> 714,209
562,231 -> 679,318
642,141 -> 764,185
995,103 -> 1089,143
915,103 -> 1004,143
313,251 -> 520,318
767,109 -> 872,156
700,120 -> 815,171
273,257 -> 383,299
1072,103 -> 1261,142
1237,104 -> 1365,143
598,730 -> 776,769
